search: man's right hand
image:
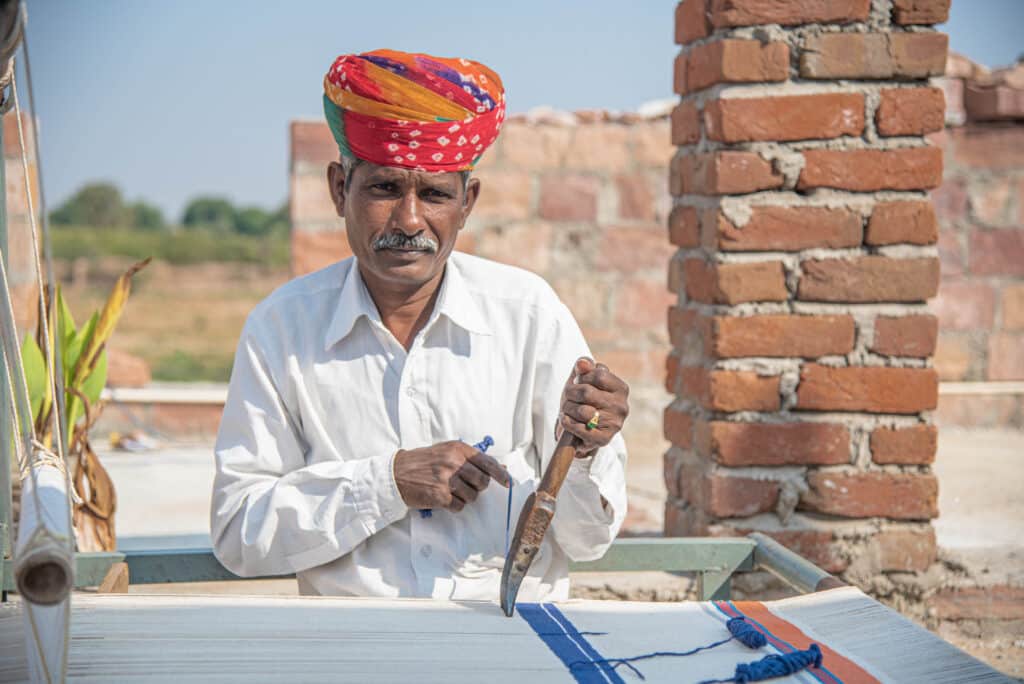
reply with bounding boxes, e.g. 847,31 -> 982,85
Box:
394,441 -> 510,513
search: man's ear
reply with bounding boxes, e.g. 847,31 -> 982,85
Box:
327,161 -> 347,217
462,177 -> 481,220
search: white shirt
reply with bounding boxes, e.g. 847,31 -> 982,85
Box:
211,252 -> 627,601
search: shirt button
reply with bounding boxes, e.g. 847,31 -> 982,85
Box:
420,545 -> 432,558
406,386 -> 417,396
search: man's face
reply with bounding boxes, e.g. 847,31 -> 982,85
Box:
329,161 -> 479,289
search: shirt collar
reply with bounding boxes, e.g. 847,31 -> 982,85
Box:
324,255 -> 492,351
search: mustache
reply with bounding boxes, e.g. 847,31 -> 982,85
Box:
372,232 -> 439,253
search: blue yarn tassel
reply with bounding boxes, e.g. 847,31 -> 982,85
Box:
420,436 -> 494,519
570,617 -> 765,680
700,644 -> 823,684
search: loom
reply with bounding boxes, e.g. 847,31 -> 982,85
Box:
0,2 -> 1015,681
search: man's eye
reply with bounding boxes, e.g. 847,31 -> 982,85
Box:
423,188 -> 452,200
370,182 -> 398,193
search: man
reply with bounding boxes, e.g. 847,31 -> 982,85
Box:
211,50 -> 629,602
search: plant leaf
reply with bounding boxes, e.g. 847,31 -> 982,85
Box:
72,257 -> 150,387
81,348 -> 107,407
20,333 -> 48,422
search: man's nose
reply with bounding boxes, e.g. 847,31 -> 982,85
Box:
390,189 -> 426,234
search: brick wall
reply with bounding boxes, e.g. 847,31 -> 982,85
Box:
289,113 -> 678,477
3,111 -> 39,334
664,0 -> 950,578
932,55 -> 1024,427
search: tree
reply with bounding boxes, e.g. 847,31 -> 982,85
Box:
181,196 -> 235,232
233,206 -> 272,236
128,201 -> 165,230
50,182 -> 127,227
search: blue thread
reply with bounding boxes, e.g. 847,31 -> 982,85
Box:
570,617 -> 765,680
700,644 -> 823,684
419,436 -> 493,519
518,603 -> 625,684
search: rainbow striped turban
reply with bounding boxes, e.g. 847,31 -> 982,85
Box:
323,49 -> 506,173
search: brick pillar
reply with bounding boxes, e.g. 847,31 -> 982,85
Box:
3,111 -> 39,335
665,0 -> 949,578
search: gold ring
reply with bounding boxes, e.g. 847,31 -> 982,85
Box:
586,411 -> 600,431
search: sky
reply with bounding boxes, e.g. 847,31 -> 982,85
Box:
20,0 -> 1024,223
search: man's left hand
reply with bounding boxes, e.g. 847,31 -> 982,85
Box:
559,357 -> 630,456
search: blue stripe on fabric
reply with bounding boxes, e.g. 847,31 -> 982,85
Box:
518,603 -> 626,684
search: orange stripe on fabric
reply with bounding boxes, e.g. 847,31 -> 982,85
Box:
728,600 -> 879,684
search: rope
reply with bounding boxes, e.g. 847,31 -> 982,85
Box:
700,644 -> 824,684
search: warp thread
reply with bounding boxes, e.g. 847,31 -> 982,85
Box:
700,644 -> 823,684
570,617 -> 766,680
420,435 -> 494,519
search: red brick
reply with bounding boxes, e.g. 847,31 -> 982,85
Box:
599,349 -> 665,387
801,33 -> 947,79
664,406 -> 694,448
873,527 -> 936,572
934,333 -> 972,381
936,393 -> 1022,429
876,87 -> 945,137
673,52 -> 688,94
615,175 -> 657,221
676,0 -> 710,44
290,121 -> 337,167
710,315 -> 855,358
681,368 -> 781,412
665,354 -> 685,395
682,259 -> 788,304
671,102 -> 701,145
932,280 -> 996,330
698,421 -> 850,466
969,229 -> 1024,276
1002,284 -> 1024,331
964,83 -> 1024,122
871,315 -> 938,357
685,39 -> 789,93
949,126 -> 1024,170
615,279 -> 676,329
291,229 -> 353,276
802,471 -> 938,519
538,174 -> 599,221
937,231 -> 963,277
705,94 -> 864,143
715,206 -> 862,252
931,178 -> 968,222
798,256 -> 939,303
151,403 -> 224,438
892,0 -> 950,24
709,0 -> 870,27
668,306 -> 709,352
865,201 -> 937,246
703,475 -> 779,518
798,148 -> 943,192
472,169 -> 532,220
664,450 -> 684,500
929,586 -> 1024,621
988,333 -> 1024,381
870,425 -> 938,465
796,365 -> 939,414
597,225 -> 674,273
969,177 -> 1012,226
675,152 -> 784,196
669,206 -> 701,248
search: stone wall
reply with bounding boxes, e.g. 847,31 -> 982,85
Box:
289,113 -> 678,489
932,55 -> 1024,427
663,0 -> 950,577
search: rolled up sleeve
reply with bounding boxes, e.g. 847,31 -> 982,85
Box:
531,302 -> 628,563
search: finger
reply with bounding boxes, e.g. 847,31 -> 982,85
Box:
560,412 -> 611,448
562,400 -> 619,430
564,382 -> 617,410
445,493 -> 466,513
450,476 -> 479,504
468,452 -> 510,488
575,356 -> 595,378
456,460 -> 490,492
576,365 -> 628,394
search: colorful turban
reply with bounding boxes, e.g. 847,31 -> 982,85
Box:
323,49 -> 506,173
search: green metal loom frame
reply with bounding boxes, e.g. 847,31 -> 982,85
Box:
0,534 -> 838,602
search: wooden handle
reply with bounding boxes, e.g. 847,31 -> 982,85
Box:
537,430 -> 580,499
